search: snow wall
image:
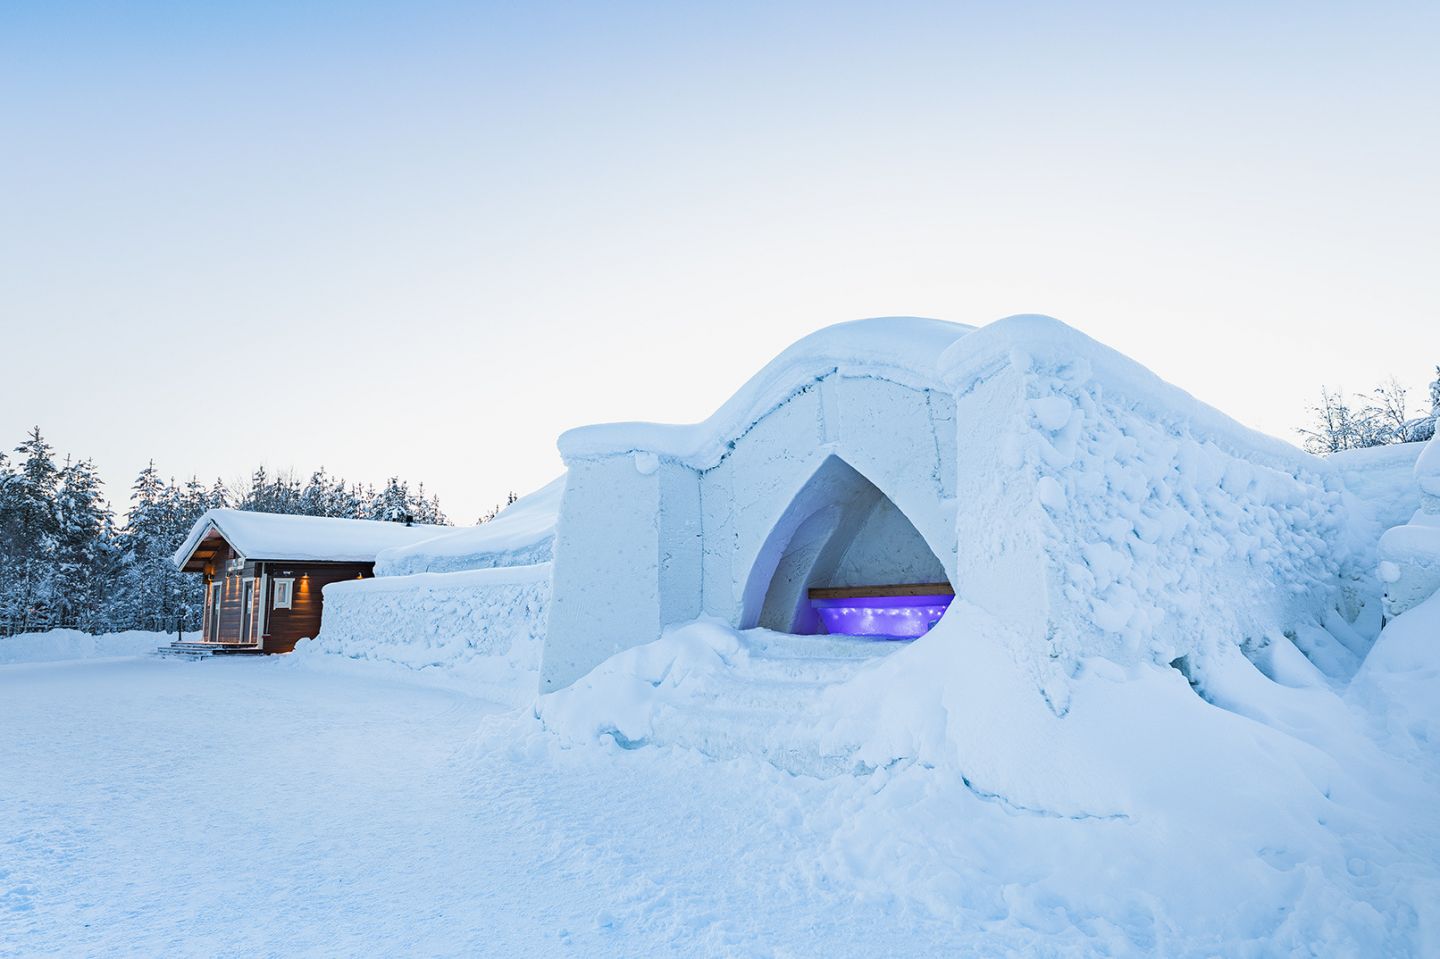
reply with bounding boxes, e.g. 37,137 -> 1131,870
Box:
544,315 -> 1369,700
952,317 -> 1363,707
1378,433 -> 1440,618
306,565 -> 550,706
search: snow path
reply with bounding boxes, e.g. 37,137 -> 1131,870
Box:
1,656 -> 975,958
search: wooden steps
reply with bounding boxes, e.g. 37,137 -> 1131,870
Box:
155,642 -> 264,660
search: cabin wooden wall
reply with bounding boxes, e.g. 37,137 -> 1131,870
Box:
208,543 -> 252,645
194,543 -> 373,652
262,563 -> 373,654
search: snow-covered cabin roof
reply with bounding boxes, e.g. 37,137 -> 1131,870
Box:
374,476 -> 565,577
173,509 -> 449,571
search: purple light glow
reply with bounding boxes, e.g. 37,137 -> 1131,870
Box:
810,594 -> 953,640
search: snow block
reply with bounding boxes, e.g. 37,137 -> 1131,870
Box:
306,565 -> 550,706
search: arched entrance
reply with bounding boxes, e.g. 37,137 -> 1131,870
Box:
740,455 -> 952,636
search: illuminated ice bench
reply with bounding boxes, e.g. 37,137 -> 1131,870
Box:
807,584 -> 954,640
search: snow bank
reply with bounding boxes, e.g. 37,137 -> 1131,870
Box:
815,604 -> 1438,952
375,477 -> 564,576
0,629 -> 185,665
537,606 -> 1440,953
1330,442 -> 1425,534
300,565 -> 550,705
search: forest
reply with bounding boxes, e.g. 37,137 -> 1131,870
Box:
0,427 -> 449,636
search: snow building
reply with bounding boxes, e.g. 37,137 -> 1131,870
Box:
310,314 -> 1398,719
539,314 -> 1373,695
170,510 -> 446,653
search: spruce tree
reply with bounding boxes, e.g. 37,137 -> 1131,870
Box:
54,457 -> 118,631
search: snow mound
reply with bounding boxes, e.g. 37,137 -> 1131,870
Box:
375,477 -> 564,576
299,565 -> 550,706
1351,589 -> 1440,757
0,629 -> 186,665
537,602 -> 1440,953
173,508 -> 446,566
538,619 -> 892,775
558,316 -> 974,467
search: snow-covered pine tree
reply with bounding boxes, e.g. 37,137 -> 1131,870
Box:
53,457 -> 119,632
370,477 -> 411,523
477,491 -> 518,524
0,429 -> 64,633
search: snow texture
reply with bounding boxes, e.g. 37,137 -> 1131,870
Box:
374,476 -> 563,577
0,629 -> 186,665
1377,432 -> 1440,617
1330,442 -> 1425,534
302,564 -> 549,706
172,508 -> 447,566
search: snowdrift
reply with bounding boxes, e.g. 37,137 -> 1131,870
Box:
0,629 -> 185,665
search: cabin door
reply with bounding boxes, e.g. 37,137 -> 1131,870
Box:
206,583 -> 222,642
238,579 -> 255,646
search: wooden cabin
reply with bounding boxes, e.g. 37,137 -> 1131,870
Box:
173,509 -> 446,653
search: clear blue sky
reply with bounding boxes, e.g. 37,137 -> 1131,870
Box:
2,1 -> 1437,522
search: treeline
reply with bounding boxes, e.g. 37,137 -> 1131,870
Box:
1299,367 -> 1440,455
0,427 -> 449,637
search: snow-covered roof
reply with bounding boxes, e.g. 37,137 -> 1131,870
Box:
375,477 -> 564,577
558,316 -> 975,468
173,509 -> 449,569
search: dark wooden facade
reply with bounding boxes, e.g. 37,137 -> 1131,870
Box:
186,534 -> 370,654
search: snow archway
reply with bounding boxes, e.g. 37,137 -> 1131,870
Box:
741,455 -> 950,634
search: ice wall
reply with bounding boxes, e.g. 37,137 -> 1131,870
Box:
306,565 -> 550,706
544,365 -> 961,692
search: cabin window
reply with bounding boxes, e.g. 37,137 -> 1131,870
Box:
273,578 -> 294,610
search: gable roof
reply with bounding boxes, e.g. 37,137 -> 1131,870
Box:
173,509 -> 449,570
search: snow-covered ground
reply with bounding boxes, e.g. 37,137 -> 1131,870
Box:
0,629 -> 185,665
4,598 -> 1440,957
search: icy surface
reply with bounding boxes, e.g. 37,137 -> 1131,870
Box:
375,476 -> 563,577
172,508 -> 447,565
